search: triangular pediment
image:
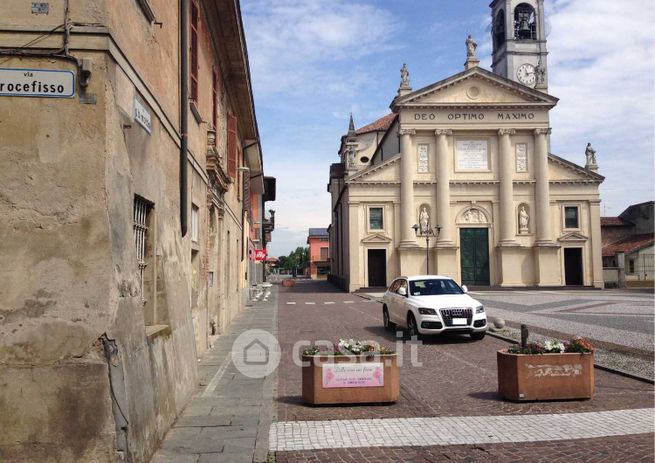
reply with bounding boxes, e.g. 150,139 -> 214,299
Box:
347,155 -> 400,184
361,232 -> 392,244
393,67 -> 558,109
548,153 -> 604,183
558,231 -> 588,242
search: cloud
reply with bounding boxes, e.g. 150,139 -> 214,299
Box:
242,0 -> 403,98
544,0 -> 655,214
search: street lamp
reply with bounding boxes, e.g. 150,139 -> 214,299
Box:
412,223 -> 442,275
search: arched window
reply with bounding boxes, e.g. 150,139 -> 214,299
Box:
493,9 -> 506,51
514,3 -> 537,40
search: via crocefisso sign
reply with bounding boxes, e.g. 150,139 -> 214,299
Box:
0,68 -> 75,98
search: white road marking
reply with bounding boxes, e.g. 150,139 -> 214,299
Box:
269,408 -> 654,451
344,301 -> 354,304
286,302 -> 296,305
305,302 -> 316,305
324,302 -> 335,305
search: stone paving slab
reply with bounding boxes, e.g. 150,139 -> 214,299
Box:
270,408 -> 654,451
150,288 -> 278,463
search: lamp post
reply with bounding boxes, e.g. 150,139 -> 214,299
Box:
412,223 -> 442,275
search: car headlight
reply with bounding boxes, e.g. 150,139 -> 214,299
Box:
418,308 -> 437,315
475,305 -> 485,314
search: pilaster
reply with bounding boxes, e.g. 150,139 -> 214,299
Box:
534,128 -> 552,244
435,129 -> 454,246
589,200 -> 604,289
399,128 -> 418,248
498,129 -> 517,246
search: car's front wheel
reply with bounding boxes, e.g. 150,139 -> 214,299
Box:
407,313 -> 420,339
383,305 -> 395,331
470,331 -> 486,341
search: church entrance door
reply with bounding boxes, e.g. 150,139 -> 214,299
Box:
564,248 -> 583,286
367,249 -> 387,287
460,228 -> 490,286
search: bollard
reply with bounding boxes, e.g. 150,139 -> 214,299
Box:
520,324 -> 529,347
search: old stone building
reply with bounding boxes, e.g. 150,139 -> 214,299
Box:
0,1 -> 273,462
329,0 -> 604,292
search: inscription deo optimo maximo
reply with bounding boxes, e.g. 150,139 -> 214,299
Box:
414,112 -> 536,121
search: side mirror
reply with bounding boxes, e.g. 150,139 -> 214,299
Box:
461,285 -> 468,294
398,287 -> 407,297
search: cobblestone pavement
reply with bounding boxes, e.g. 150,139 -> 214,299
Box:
151,288 -> 278,463
272,281 -> 655,462
366,288 -> 655,380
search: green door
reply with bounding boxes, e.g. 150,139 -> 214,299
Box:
460,228 -> 490,286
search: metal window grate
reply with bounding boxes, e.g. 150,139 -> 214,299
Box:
134,196 -> 150,270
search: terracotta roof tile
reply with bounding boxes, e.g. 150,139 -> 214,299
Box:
356,113 -> 397,135
602,233 -> 655,257
601,217 -> 632,226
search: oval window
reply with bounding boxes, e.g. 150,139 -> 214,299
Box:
360,156 -> 370,163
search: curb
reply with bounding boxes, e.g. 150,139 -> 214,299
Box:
486,331 -> 655,385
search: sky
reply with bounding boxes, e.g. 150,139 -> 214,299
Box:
242,0 -> 655,258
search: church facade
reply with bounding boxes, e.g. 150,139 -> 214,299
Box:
328,0 -> 605,291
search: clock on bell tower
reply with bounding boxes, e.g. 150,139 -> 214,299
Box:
490,0 -> 549,92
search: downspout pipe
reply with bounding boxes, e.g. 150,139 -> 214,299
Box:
179,0 -> 189,237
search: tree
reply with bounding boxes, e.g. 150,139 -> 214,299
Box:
279,246 -> 309,275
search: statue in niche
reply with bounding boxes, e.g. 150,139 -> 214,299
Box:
347,146 -> 356,166
585,143 -> 597,166
419,207 -> 430,234
519,206 -> 529,233
400,63 -> 410,88
466,35 -> 477,58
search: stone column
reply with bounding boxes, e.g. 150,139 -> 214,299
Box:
435,129 -> 453,244
498,129 -> 516,244
399,128 -> 416,246
534,128 -> 552,243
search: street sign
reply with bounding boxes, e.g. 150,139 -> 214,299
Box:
0,68 -> 75,98
254,249 -> 267,262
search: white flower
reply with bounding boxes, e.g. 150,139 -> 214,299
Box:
544,339 -> 564,353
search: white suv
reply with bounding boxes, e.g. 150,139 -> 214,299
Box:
382,275 -> 487,340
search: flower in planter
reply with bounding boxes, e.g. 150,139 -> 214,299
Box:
565,337 -> 595,353
544,339 -> 565,353
303,339 -> 394,356
507,337 -> 594,355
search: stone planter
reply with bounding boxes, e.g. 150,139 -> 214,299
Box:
302,354 -> 399,405
497,350 -> 594,401
282,279 -> 296,287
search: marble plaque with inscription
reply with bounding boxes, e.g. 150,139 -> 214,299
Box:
417,144 -> 429,173
516,143 -> 528,172
456,140 -> 488,170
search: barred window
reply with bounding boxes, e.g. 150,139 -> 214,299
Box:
134,196 -> 153,300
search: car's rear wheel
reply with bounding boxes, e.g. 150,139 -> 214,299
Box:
470,331 -> 486,341
383,305 -> 395,331
407,313 -> 420,339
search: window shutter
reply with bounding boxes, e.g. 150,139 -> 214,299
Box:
227,114 -> 237,179
243,172 -> 251,211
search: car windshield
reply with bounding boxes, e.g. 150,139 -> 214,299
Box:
409,279 -> 464,296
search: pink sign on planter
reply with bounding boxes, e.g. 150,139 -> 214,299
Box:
322,362 -> 384,388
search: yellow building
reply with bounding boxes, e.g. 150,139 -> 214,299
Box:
329,0 -> 604,291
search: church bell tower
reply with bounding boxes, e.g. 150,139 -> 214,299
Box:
491,0 -> 548,92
